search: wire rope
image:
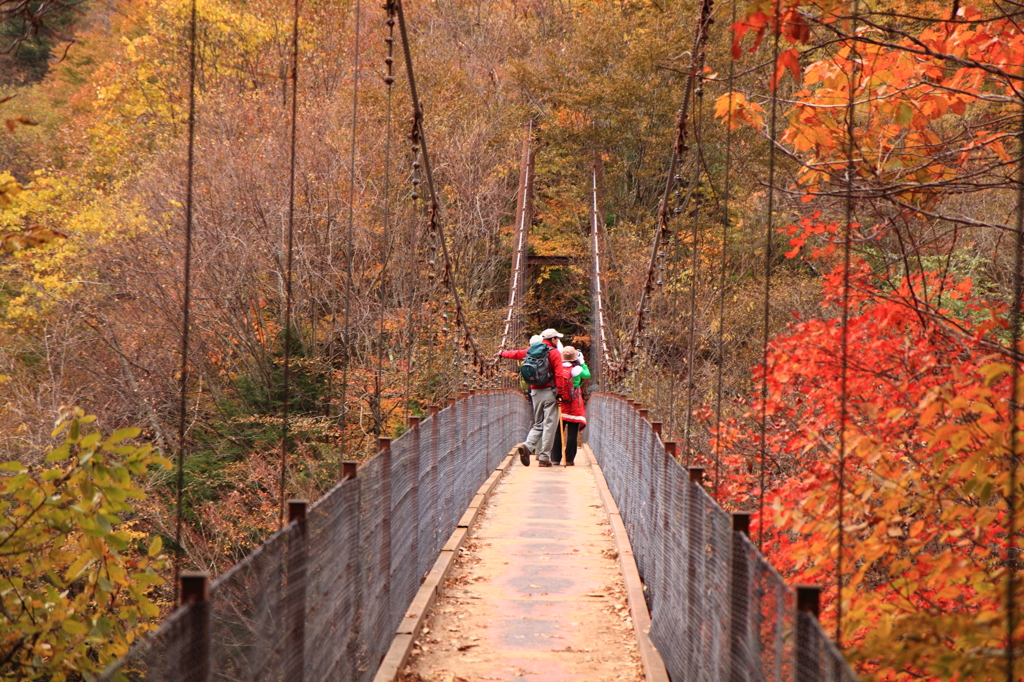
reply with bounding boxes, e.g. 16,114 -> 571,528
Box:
172,0 -> 199,602
393,0 -> 490,375
712,0 -> 737,502
682,78 -> 708,467
757,0 -> 783,551
836,0 -> 860,648
612,0 -> 714,384
338,0 -> 361,473
1005,83 -> 1024,682
591,163 -> 613,387
277,0 -> 302,527
375,3 -> 395,434
499,122 -> 533,353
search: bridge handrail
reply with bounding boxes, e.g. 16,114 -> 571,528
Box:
588,393 -> 859,682
101,390 -> 530,682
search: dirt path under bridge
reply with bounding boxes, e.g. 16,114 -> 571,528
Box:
399,448 -> 644,682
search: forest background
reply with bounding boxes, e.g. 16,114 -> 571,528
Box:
1,0 -> 1023,679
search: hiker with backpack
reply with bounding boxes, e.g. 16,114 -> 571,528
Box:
551,346 -> 588,466
497,328 -> 571,468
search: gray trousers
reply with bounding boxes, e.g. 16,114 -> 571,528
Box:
524,386 -> 558,462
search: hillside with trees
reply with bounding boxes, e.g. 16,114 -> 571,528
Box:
1,0 -> 1023,679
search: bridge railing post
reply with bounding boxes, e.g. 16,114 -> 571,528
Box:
728,513 -> 751,682
285,499 -> 308,682
794,585 -> 823,682
179,571 -> 210,682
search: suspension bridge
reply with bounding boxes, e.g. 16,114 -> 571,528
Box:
92,0 -> 1024,678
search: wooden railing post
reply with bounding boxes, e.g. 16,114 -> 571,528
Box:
179,571 -> 210,682
341,460 -> 358,481
795,585 -> 823,682
285,500 -> 308,682
688,466 -> 705,488
728,513 -> 751,682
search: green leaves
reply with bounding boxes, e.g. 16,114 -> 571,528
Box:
0,410 -> 168,680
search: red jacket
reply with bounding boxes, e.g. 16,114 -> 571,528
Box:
500,342 -> 571,397
559,381 -> 586,428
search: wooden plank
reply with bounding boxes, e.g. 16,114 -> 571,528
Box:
441,526 -> 469,552
373,453 -> 513,682
395,551 -> 451,636
584,445 -> 671,682
372,634 -> 415,682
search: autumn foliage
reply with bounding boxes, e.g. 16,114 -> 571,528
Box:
696,0 -> 1024,678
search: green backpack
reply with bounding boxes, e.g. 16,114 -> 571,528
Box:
519,342 -> 553,387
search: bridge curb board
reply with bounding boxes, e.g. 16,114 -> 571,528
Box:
583,444 -> 671,682
373,453 -> 516,682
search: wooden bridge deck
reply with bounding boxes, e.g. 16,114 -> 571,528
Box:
399,448 -> 645,682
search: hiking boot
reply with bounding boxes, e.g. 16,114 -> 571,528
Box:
516,443 -> 531,467
537,459 -> 553,468
565,461 -> 575,467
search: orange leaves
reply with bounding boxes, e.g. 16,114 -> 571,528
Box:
771,48 -> 801,90
778,213 -> 843,259
730,10 -> 770,59
711,262 -> 1024,679
722,1 -> 1023,216
712,92 -> 765,129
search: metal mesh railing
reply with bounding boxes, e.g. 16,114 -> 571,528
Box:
587,393 -> 859,682
103,390 -> 530,682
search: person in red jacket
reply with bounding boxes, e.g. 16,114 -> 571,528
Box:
498,328 -> 571,467
552,346 -> 587,466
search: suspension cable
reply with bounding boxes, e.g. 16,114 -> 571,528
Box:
173,0 -> 199,603
338,0 -> 361,473
682,80 -> 709,466
393,0 -> 491,375
277,0 -> 302,527
1005,77 -> 1024,682
757,0 -> 783,552
611,0 -> 714,384
712,0 -> 737,502
836,1 -> 860,648
591,163 -> 613,386
375,2 -> 394,434
499,122 -> 533,352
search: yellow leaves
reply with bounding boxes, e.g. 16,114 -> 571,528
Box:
980,362 -> 1012,387
62,619 -> 90,636
0,176 -> 21,206
2,411 -> 169,678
